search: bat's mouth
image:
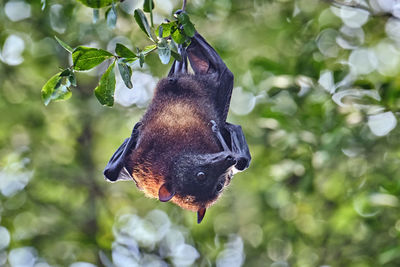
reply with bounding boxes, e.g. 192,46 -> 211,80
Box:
225,168 -> 234,185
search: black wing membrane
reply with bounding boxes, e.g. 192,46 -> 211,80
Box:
185,33 -> 251,170
103,122 -> 141,182
187,32 -> 234,122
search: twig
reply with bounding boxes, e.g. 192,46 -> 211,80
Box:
150,0 -> 154,27
182,0 -> 187,11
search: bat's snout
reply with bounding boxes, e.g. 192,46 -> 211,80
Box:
209,152 -> 236,168
235,157 -> 249,171
217,154 -> 237,169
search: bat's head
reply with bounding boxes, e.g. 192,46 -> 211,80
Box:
158,150 -> 237,223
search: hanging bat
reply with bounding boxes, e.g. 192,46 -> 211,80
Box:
103,32 -> 251,223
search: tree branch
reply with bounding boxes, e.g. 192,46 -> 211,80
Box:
182,0 -> 187,11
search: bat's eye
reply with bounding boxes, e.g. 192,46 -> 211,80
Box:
197,171 -> 206,180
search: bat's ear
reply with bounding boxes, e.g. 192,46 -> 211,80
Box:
187,50 -> 210,74
104,137 -> 135,182
187,34 -> 212,74
158,183 -> 175,202
197,207 -> 206,224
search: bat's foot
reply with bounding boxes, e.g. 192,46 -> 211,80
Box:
210,120 -> 219,133
210,120 -> 231,152
224,123 -> 251,171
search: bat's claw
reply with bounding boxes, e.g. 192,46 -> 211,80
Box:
210,120 -> 231,152
210,120 -> 219,133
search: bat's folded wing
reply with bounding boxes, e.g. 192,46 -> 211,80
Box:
187,32 -> 234,122
103,122 -> 141,182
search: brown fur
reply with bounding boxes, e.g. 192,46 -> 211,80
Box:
128,75 -> 221,211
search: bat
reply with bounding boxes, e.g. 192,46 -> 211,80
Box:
103,31 -> 251,223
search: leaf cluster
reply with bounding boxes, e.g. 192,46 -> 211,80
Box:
41,1 -> 196,106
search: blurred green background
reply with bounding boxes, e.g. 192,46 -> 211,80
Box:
2,0 -> 400,266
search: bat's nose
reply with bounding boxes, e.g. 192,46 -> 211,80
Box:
235,157 -> 249,171
225,155 -> 237,165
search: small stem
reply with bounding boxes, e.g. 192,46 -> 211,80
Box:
182,0 -> 187,11
150,0 -> 154,27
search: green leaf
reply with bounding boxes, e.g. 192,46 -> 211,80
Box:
60,68 -> 72,77
170,39 -> 178,51
95,61 -> 116,106
139,53 -> 145,67
177,12 -> 189,23
171,29 -> 186,44
122,58 -> 139,64
143,0 -> 154,12
177,12 -> 195,37
41,72 -> 72,106
68,72 -> 77,87
41,72 -> 62,106
157,22 -> 174,38
170,40 -> 182,62
171,50 -> 182,62
157,25 -> 163,38
54,36 -> 73,53
143,0 -> 154,27
115,43 -> 136,58
52,84 -> 72,102
157,39 -> 171,65
72,46 -> 113,71
118,60 -> 133,89
183,23 -> 195,38
77,0 -> 113,8
134,9 -> 153,41
143,44 -> 157,55
106,3 -> 117,29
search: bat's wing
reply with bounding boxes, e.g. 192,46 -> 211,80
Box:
187,32 -> 234,122
103,122 -> 141,182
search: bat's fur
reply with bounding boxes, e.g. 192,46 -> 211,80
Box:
128,74 -> 226,211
